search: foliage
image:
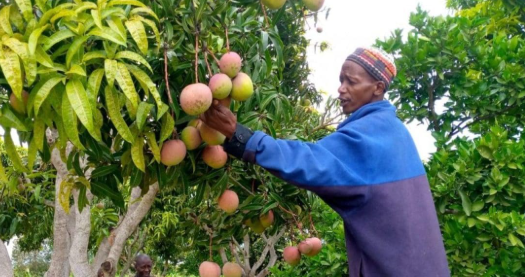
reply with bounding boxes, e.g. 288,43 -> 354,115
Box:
12,239 -> 52,276
377,0 -> 525,275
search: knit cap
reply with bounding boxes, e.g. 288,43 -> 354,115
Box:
346,47 -> 397,90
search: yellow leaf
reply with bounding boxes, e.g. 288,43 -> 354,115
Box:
14,0 -> 33,21
62,92 -> 85,150
115,50 -> 152,72
131,136 -> 145,172
107,0 -> 146,8
145,132 -> 160,163
104,86 -> 134,143
104,59 -> 117,86
59,179 -> 73,214
66,80 -> 97,140
0,47 -> 23,100
115,62 -> 139,109
125,19 -> 148,55
4,129 -> 28,173
28,24 -> 49,55
0,6 -> 13,35
3,37 -> 37,86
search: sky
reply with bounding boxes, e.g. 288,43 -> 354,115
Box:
305,0 -> 452,160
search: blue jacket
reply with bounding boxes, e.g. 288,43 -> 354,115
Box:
224,100 -> 450,277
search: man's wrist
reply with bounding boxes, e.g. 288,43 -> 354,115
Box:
223,123 -> 254,160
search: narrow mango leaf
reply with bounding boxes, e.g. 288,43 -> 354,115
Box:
33,117 -> 46,151
160,112 -> 174,142
100,7 -> 126,20
126,99 -> 137,120
0,157 -> 8,184
124,20 -> 148,55
35,46 -> 54,68
93,107 -> 104,132
91,181 -> 125,209
136,15 -> 160,47
91,9 -> 103,29
66,80 -> 96,139
0,105 -> 29,131
14,0 -> 32,21
43,29 -> 76,51
74,2 -> 97,14
59,180 -> 73,214
509,233 -> 519,247
88,27 -> 126,46
66,36 -> 88,67
136,102 -> 153,131
0,47 -> 23,100
131,8 -> 160,22
62,91 -> 85,150
3,37 -> 37,86
86,68 -> 104,105
115,51 -> 152,72
131,136 -> 146,172
145,132 -> 160,163
34,77 -> 63,115
126,64 -> 165,114
105,87 -> 134,143
115,62 -> 139,109
108,0 -> 146,8
9,5 -> 24,32
104,59 -> 117,86
83,51 -> 107,62
458,190 -> 472,216
106,16 -> 127,42
50,10 -> 76,24
27,137 -> 38,170
28,24 -> 49,55
4,130 -> 28,172
0,6 -> 13,35
66,64 -> 86,76
37,7 -> 60,27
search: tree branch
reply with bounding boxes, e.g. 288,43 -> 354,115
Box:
219,247 -> 228,264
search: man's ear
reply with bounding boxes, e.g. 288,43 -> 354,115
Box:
374,81 -> 386,95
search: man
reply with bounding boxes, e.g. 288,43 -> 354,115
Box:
200,47 -> 450,276
134,254 -> 153,277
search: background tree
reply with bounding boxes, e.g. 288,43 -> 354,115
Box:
376,0 -> 525,275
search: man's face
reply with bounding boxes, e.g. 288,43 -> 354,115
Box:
338,60 -> 385,114
135,257 -> 152,277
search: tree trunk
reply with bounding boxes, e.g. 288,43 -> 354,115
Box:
45,145 -> 72,277
69,188 -> 94,277
0,239 -> 13,277
101,182 -> 159,276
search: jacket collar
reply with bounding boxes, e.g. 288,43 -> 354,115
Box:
337,100 -> 396,130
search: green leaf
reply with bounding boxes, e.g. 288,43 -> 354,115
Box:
89,27 -> 127,46
477,145 -> 493,160
107,0 -> 146,8
50,9 -> 76,24
0,6 -> 13,35
115,62 -> 139,109
145,132 -> 160,163
509,233 -> 520,247
91,165 -> 119,179
126,64 -> 166,116
27,137 -> 38,171
472,201 -> 484,212
115,51 -> 152,72
62,91 -> 85,150
131,136 -> 146,172
136,102 -> 153,131
3,37 -> 37,86
66,36 -> 88,67
0,105 -> 29,131
91,9 -> 103,30
14,0 -> 32,21
35,46 -> 54,68
160,112 -> 174,142
106,16 -> 127,41
66,64 -> 86,77
91,181 -> 124,209
104,59 -> 117,87
0,47 -> 23,100
43,29 -> 76,51
86,68 -> 104,105
125,19 -> 148,55
458,190 -> 472,216
33,117 -> 46,151
66,80 -> 97,140
34,77 -> 64,115
28,24 -> 49,55
4,130 -> 28,172
105,86 -> 134,143
83,51 -> 107,62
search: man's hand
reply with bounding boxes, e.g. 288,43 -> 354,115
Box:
200,100 -> 237,139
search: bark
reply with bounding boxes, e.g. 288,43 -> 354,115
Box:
101,182 -> 159,276
219,247 -> 228,264
45,142 -> 72,277
69,188 -> 94,277
0,239 -> 13,277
